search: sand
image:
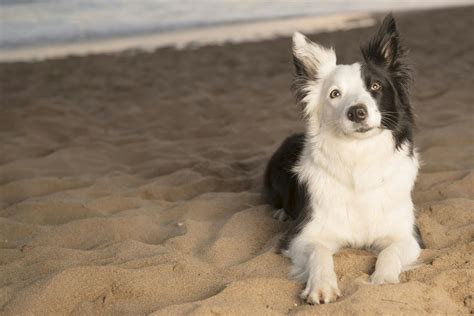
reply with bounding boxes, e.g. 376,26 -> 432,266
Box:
1,6 -> 473,315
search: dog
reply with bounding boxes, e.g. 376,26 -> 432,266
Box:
263,14 -> 423,304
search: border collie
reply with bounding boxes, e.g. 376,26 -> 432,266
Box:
264,14 -> 423,304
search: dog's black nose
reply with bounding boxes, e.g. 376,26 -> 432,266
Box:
347,105 -> 368,123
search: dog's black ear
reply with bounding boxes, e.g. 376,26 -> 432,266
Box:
362,14 -> 405,68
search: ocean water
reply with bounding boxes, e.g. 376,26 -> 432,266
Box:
0,0 -> 472,49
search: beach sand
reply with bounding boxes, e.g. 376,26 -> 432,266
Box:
1,6 -> 473,315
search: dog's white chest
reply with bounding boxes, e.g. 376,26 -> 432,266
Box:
297,134 -> 419,249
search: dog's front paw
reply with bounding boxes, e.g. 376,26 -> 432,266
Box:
300,274 -> 341,304
370,269 -> 400,285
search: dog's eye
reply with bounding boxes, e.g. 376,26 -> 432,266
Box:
329,89 -> 341,99
370,82 -> 382,91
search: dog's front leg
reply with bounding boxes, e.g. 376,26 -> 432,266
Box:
300,242 -> 341,304
370,237 -> 420,284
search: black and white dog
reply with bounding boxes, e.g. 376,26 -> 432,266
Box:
264,14 -> 422,304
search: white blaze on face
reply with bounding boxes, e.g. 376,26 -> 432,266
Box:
320,63 -> 382,136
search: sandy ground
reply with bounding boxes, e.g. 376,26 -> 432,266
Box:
1,6 -> 473,315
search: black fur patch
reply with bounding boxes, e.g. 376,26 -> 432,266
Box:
279,203 -> 311,251
360,14 -> 414,152
413,225 -> 425,249
263,133 -> 311,250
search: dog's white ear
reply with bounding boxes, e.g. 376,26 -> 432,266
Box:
292,32 -> 336,79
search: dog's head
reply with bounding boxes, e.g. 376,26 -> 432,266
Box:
292,14 -> 413,148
